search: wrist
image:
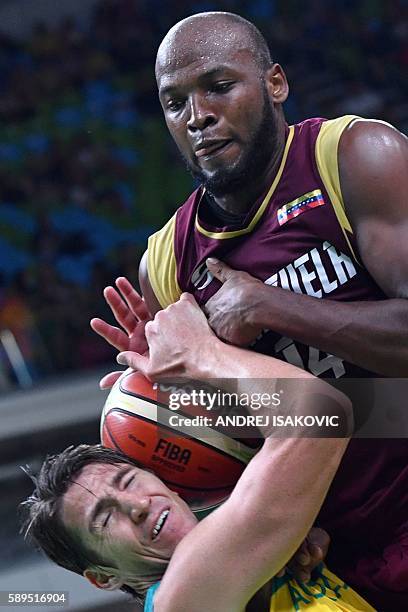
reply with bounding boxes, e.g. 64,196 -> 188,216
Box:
197,341 -> 255,380
191,336 -> 225,379
247,282 -> 277,329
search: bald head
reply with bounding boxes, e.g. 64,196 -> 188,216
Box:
156,12 -> 272,80
154,11 -> 288,203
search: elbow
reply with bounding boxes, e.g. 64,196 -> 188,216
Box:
282,378 -> 353,439
318,382 -> 354,439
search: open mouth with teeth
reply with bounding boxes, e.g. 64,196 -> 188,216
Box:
152,510 -> 169,540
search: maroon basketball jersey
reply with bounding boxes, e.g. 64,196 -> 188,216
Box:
147,115 -> 408,609
148,115 -> 385,377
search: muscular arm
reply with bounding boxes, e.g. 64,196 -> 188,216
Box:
157,437 -> 348,612
151,330 -> 351,611
206,120 -> 408,376
123,295 -> 351,612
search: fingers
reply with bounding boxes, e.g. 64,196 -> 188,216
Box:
179,292 -> 196,303
156,293 -> 212,338
99,371 -> 123,390
179,292 -> 201,310
102,278 -> 150,335
90,317 -> 130,351
307,543 -> 323,562
287,542 -> 312,583
117,351 -> 149,376
296,542 -> 311,567
306,527 -> 330,556
287,529 -> 329,583
115,277 -> 150,321
206,258 -> 235,284
104,286 -> 138,335
296,569 -> 311,583
289,561 -> 311,583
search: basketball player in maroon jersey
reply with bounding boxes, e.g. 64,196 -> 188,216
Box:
91,12 -> 408,610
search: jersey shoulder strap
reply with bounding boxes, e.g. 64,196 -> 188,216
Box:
315,114 -> 360,260
147,214 -> 182,309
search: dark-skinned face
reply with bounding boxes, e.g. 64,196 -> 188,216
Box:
156,32 -> 281,198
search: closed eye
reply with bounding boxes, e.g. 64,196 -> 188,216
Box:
103,511 -> 112,529
92,508 -> 113,534
124,474 -> 135,489
116,466 -> 136,490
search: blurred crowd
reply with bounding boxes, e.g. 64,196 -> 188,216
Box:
0,0 -> 407,387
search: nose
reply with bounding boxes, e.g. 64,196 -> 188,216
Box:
121,496 -> 150,524
187,93 -> 217,132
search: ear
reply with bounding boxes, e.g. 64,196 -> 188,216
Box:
84,567 -> 124,591
264,63 -> 289,104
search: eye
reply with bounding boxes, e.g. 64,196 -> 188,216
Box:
103,511 -> 112,529
124,474 -> 135,489
166,99 -> 185,113
211,81 -> 234,93
93,509 -> 113,535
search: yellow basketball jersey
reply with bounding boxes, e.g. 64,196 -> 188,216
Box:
269,566 -> 375,611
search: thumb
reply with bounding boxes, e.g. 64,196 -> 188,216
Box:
117,351 -> 150,376
99,371 -> 123,390
206,258 -> 235,283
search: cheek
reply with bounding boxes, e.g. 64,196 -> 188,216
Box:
103,528 -> 136,563
166,119 -> 188,150
227,87 -> 266,136
233,103 -> 263,138
103,516 -> 135,553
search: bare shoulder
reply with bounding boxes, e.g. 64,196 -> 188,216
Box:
338,118 -> 408,297
339,118 -> 408,220
340,118 -> 407,163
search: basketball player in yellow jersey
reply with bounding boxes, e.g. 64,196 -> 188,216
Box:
90,293 -> 375,611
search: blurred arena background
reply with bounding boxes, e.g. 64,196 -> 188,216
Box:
0,0 -> 406,610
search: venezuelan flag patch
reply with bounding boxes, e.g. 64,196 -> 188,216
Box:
277,189 -> 325,226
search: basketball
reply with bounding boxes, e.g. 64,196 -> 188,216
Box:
100,369 -> 258,510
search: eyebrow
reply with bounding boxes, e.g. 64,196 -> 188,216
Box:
159,66 -> 235,97
88,466 -> 131,534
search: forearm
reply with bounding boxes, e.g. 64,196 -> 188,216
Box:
195,340 -> 352,438
195,337 -> 312,415
198,337 -> 313,380
159,435 -> 349,612
252,285 -> 408,376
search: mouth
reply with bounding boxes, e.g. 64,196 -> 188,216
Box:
195,140 -> 232,160
152,509 -> 169,540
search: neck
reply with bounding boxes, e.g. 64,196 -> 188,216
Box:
212,119 -> 287,215
125,567 -> 166,594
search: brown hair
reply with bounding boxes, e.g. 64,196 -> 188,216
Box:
20,444 -> 150,599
